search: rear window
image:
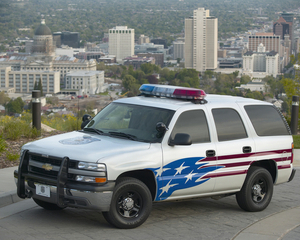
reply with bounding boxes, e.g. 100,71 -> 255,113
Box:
244,105 -> 290,136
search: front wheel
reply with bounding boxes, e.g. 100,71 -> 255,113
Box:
236,166 -> 273,212
33,198 -> 65,210
102,177 -> 152,229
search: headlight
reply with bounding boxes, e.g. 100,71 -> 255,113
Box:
75,175 -> 106,183
78,162 -> 106,171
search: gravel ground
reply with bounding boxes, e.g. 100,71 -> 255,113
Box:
0,130 -> 63,169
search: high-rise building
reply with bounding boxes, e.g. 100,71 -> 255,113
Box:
109,26 -> 134,62
184,8 -> 218,71
273,12 -> 295,53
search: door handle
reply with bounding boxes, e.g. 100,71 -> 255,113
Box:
206,150 -> 216,157
243,146 -> 252,153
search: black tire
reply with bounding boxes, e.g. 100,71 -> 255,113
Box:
102,177 -> 152,229
33,198 -> 65,210
236,166 -> 273,212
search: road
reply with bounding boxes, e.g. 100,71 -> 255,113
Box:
1,167 -> 300,240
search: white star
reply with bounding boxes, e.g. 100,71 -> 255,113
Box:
159,180 -> 178,197
174,162 -> 189,176
185,170 -> 197,184
155,167 -> 170,177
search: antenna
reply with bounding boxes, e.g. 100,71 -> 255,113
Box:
77,95 -> 79,131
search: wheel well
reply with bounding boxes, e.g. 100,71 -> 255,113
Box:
117,170 -> 156,201
250,160 -> 277,183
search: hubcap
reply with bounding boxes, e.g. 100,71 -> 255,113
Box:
117,191 -> 141,218
122,197 -> 134,211
252,179 -> 266,203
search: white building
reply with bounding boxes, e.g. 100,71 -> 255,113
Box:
240,79 -> 267,92
243,43 -> 279,77
185,8 -> 218,71
65,71 -> 105,95
0,66 -> 60,94
109,26 -> 134,63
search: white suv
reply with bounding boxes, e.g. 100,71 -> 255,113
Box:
15,84 -> 296,229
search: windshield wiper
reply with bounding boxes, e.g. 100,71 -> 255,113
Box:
83,128 -> 104,135
108,131 -> 137,141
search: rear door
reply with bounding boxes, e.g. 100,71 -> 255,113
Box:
208,105 -> 256,193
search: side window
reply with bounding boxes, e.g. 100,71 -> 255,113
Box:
244,105 -> 290,136
170,110 -> 210,144
212,108 -> 247,141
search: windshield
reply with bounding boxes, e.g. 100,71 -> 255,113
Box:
84,102 -> 175,143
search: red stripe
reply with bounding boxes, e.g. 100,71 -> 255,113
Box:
278,165 -> 291,170
217,161 -> 251,168
198,148 -> 292,163
202,170 -> 247,179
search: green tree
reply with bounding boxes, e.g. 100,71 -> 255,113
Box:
0,91 -> 10,105
122,75 -> 137,92
240,75 -> 251,84
6,97 -> 24,114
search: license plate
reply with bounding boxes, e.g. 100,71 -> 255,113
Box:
36,184 -> 50,198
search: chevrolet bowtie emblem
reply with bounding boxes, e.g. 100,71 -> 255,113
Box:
42,163 -> 53,171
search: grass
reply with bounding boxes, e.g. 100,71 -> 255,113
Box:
293,135 -> 300,149
6,152 -> 20,162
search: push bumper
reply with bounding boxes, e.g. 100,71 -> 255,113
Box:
14,153 -> 115,211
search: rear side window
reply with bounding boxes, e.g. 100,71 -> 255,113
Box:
171,110 -> 210,144
244,105 -> 290,136
212,108 -> 247,141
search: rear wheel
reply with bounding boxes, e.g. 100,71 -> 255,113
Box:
33,198 -> 65,210
102,177 -> 152,229
236,166 -> 273,212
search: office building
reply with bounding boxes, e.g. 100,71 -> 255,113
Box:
138,35 -> 150,45
273,12 -> 295,52
150,39 -> 167,49
248,34 -> 281,53
65,71 -> 105,95
243,43 -> 279,78
185,8 -> 218,71
108,26 -> 134,62
53,31 -> 80,48
173,40 -> 185,61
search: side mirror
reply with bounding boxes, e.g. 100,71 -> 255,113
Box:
156,122 -> 168,133
169,133 -> 192,146
81,114 -> 92,129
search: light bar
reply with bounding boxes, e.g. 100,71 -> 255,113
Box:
139,84 -> 206,101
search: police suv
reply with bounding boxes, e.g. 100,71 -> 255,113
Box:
15,84 -> 296,229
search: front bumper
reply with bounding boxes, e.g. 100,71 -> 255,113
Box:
15,153 -> 115,211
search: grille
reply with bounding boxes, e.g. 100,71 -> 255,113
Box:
30,154 -> 62,166
28,153 -> 77,179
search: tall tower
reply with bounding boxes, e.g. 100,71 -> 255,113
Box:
109,26 -> 134,63
184,8 -> 218,71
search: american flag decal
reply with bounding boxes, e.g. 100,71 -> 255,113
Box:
148,157 -> 224,201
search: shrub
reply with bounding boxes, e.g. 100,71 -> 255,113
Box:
6,152 -> 20,162
1,116 -> 40,140
0,135 -> 6,153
